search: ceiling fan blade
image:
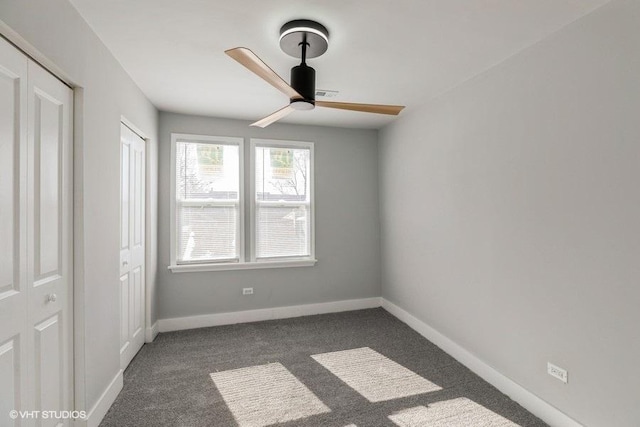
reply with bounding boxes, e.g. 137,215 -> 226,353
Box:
315,101 -> 405,115
225,47 -> 302,100
250,105 -> 295,128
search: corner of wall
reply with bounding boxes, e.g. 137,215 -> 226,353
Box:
381,298 -> 583,427
78,369 -> 123,427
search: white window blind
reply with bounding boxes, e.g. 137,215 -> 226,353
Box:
254,143 -> 313,260
175,139 -> 241,264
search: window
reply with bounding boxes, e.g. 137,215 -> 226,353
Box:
169,134 -> 315,272
252,140 -> 314,261
170,134 -> 244,266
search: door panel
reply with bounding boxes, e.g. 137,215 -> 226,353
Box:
33,91 -> 63,279
0,36 -> 29,427
133,148 -> 143,248
0,62 -> 21,294
34,315 -> 63,427
119,273 -> 129,356
121,143 -> 130,253
0,338 -> 20,427
132,267 -> 142,338
27,59 -> 73,425
120,124 -> 145,369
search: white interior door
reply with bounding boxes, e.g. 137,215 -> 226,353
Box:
27,58 -> 73,427
0,35 -> 30,427
0,37 -> 73,427
119,123 -> 145,369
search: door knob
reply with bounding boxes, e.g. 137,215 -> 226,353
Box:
46,293 -> 57,303
123,261 -> 129,266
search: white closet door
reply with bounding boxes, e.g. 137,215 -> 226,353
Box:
27,58 -> 73,426
119,124 -> 145,369
0,36 -> 29,427
0,37 -> 73,427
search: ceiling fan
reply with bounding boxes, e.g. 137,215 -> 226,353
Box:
225,19 -> 405,128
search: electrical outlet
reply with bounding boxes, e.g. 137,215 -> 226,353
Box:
242,287 -> 254,296
547,362 -> 568,383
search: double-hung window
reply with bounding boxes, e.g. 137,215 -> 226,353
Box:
169,134 -> 315,272
171,134 -> 243,266
252,139 -> 314,262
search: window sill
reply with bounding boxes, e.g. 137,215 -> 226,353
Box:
168,259 -> 317,273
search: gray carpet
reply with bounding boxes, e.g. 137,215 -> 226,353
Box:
100,308 -> 548,427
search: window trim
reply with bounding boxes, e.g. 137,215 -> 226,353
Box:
250,138 -> 315,263
168,258 -> 316,273
169,135 -> 317,273
169,133 -> 245,268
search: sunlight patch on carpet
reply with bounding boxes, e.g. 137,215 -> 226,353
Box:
210,362 -> 330,427
389,398 -> 520,427
311,347 -> 441,402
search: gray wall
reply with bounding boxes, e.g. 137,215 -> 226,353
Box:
379,1 -> 640,426
158,112 -> 380,319
0,0 -> 159,415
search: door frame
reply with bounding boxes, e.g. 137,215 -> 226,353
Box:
120,116 -> 152,345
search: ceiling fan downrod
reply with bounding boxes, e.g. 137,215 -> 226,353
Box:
290,37 -> 316,109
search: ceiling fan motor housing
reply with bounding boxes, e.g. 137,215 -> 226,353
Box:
291,64 -> 316,108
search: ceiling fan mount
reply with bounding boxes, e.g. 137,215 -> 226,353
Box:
279,19 -> 329,59
224,19 -> 404,127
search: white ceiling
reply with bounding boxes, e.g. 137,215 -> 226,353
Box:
69,0 -> 610,129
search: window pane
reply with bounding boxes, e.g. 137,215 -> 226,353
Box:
178,205 -> 238,262
256,205 -> 309,259
174,138 -> 240,264
255,147 -> 309,202
176,142 -> 239,200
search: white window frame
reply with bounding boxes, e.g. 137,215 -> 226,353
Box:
169,135 -> 316,273
169,133 -> 245,269
250,139 -> 316,263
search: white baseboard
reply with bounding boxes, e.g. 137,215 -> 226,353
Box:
381,298 -> 583,427
145,321 -> 159,342
158,297 -> 382,333
78,369 -> 123,427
